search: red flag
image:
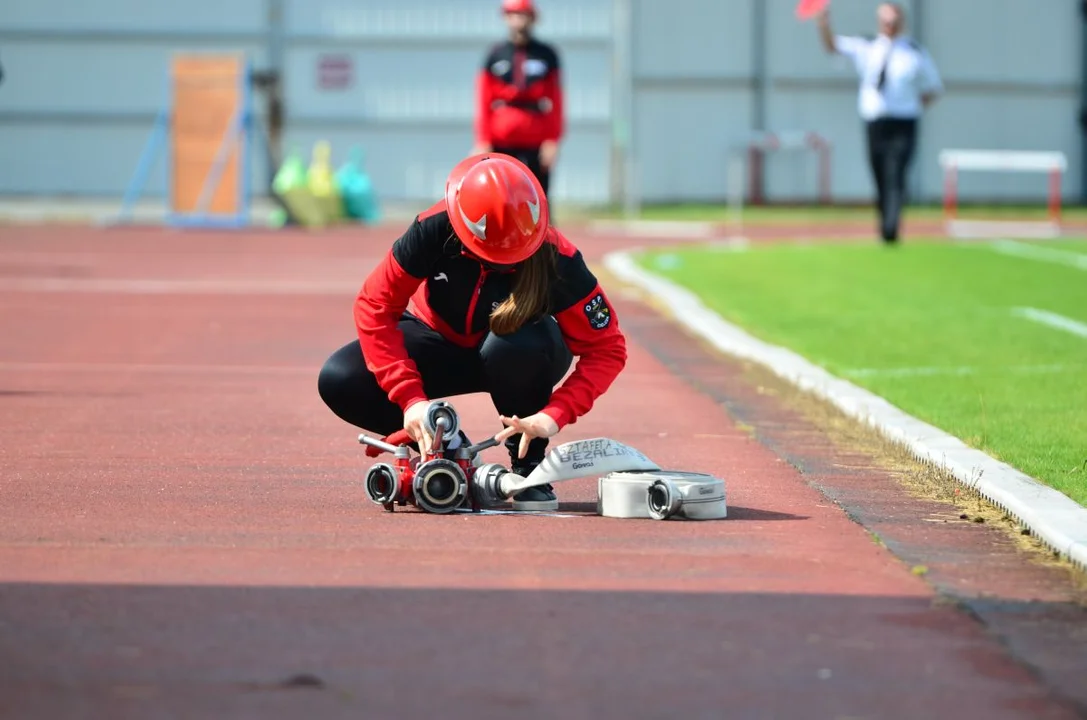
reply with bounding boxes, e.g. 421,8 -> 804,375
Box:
795,0 -> 829,20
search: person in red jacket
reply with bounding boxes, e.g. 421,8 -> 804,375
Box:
318,152 -> 627,511
472,0 -> 563,198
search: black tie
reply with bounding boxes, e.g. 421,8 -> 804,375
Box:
877,44 -> 893,92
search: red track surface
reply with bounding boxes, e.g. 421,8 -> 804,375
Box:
0,225 -> 1084,719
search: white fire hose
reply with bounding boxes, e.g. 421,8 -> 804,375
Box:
475,438 -> 728,520
597,470 -> 728,520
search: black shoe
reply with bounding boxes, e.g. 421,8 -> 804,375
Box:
511,483 -> 558,512
509,462 -> 558,511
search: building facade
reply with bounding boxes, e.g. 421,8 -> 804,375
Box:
0,0 -> 1079,206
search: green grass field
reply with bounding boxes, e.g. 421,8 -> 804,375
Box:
636,237 -> 1087,507
575,202 -> 1087,226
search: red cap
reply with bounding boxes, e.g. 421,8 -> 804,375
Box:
501,0 -> 537,17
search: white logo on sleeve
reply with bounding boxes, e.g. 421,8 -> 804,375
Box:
434,272 -> 448,282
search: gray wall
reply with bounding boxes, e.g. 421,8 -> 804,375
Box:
0,0 -> 1080,205
0,0 -> 270,197
279,0 -> 614,204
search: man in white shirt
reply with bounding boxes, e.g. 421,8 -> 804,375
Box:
817,3 -> 942,243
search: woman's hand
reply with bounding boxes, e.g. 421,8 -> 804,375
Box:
403,400 -> 433,452
495,413 -> 560,460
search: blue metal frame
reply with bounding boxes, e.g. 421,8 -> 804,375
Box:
116,65 -> 173,224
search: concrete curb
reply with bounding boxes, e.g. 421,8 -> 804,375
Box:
603,249 -> 1087,572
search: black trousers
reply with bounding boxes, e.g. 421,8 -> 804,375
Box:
493,146 -> 550,199
865,118 -> 918,242
318,314 -> 572,468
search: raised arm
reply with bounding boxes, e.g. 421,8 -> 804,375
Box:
816,8 -> 837,53
817,8 -> 870,73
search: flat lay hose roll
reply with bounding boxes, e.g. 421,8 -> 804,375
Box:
597,470 -> 727,520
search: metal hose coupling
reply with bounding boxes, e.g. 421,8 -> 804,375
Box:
364,462 -> 401,505
412,458 -> 468,514
423,400 -> 459,440
469,462 -> 513,508
646,478 -> 683,520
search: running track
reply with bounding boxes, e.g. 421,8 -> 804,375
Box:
0,224 -> 1084,719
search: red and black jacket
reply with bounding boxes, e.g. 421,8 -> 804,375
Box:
354,202 -> 626,430
475,38 -> 563,149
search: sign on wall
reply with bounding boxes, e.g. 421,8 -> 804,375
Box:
317,54 -> 353,90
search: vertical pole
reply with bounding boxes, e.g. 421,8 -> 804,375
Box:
615,0 -> 637,218
1080,0 -> 1087,202
266,0 -> 286,191
943,165 -> 957,222
749,145 -> 764,206
749,0 -> 767,210
911,0 -> 926,205
727,151 -> 745,238
819,141 -> 832,205
1049,167 -> 1062,224
609,0 -> 624,211
751,0 -> 767,133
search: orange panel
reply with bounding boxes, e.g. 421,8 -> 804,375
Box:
170,55 -> 244,215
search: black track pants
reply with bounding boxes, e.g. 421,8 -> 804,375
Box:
318,314 -> 573,467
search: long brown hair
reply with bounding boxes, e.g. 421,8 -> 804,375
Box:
489,242 -> 557,335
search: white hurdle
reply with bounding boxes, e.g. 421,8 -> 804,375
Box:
939,149 -> 1067,239
725,130 -> 832,239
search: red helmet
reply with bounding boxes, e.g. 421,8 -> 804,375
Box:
501,0 -> 536,17
445,153 -> 549,265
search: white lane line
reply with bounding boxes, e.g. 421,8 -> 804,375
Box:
1011,307 -> 1087,339
844,364 -> 1074,379
988,240 -> 1087,271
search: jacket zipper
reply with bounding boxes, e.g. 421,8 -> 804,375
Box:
513,49 -> 526,90
465,265 -> 487,336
